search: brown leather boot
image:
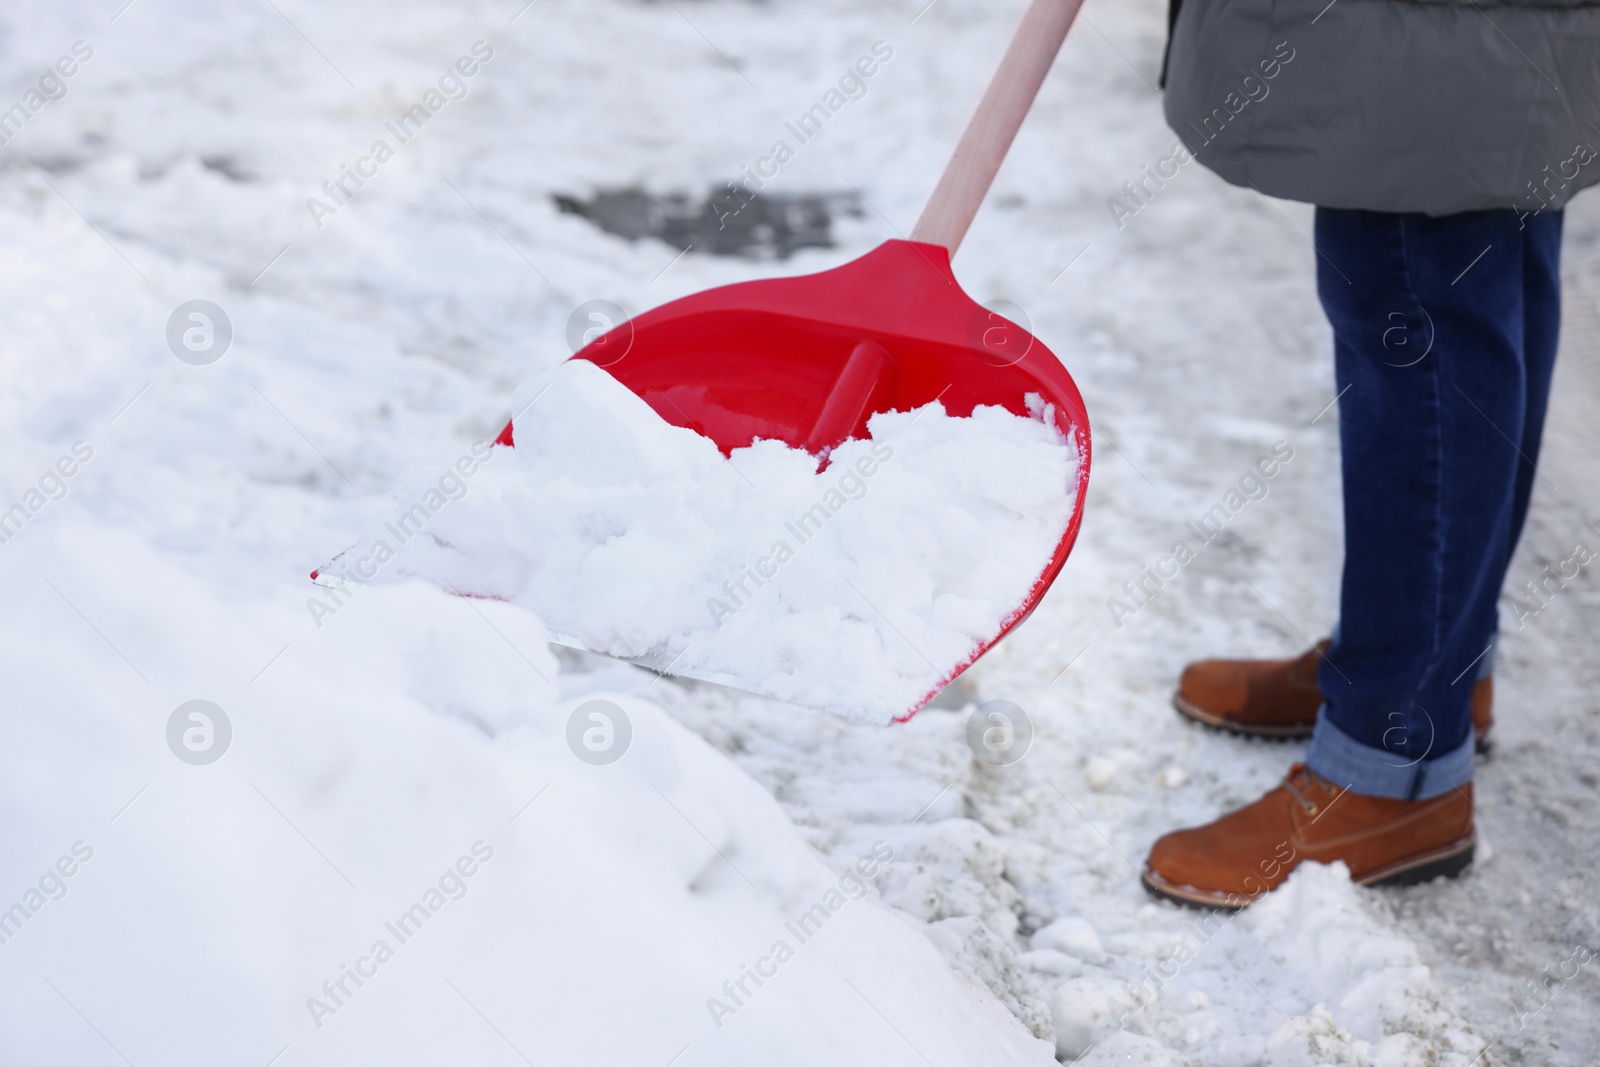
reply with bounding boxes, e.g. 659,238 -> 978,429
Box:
1141,764 -> 1476,910
1173,640 -> 1496,752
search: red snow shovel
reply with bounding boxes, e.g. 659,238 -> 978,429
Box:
496,0 -> 1090,718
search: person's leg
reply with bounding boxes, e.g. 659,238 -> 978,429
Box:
1508,210 -> 1563,553
1309,207 -> 1534,799
1139,207 -> 1539,909
1468,210 -> 1562,688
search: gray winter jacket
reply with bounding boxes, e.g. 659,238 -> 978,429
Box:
1162,0 -> 1600,215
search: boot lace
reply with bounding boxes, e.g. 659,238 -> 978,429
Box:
1284,764 -> 1327,816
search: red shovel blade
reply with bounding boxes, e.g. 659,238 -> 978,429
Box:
497,238 -> 1091,719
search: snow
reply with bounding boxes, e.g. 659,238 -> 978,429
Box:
346,358 -> 1078,723
3,0 -> 1598,1064
0,528 -> 1051,1064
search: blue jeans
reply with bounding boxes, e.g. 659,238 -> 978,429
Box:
1305,207 -> 1563,800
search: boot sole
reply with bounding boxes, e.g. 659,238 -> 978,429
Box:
1356,834 -> 1476,888
1171,693 -> 1314,740
1141,834 -> 1476,911
1138,869 -> 1256,912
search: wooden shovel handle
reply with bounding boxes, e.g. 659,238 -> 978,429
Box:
909,0 -> 1083,253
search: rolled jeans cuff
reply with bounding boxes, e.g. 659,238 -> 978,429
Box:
1306,712 -> 1475,801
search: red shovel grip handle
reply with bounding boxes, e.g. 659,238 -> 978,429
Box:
803,340 -> 897,455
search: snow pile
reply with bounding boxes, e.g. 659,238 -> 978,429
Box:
0,523 -> 1054,1066
366,358 -> 1080,722
1029,862 -> 1488,1064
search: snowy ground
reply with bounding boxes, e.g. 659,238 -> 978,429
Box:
1,0 -> 1597,1064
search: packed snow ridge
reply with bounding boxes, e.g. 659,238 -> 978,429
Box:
332,359 -> 1081,722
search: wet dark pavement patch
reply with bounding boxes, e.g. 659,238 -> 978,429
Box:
554,186 -> 864,260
